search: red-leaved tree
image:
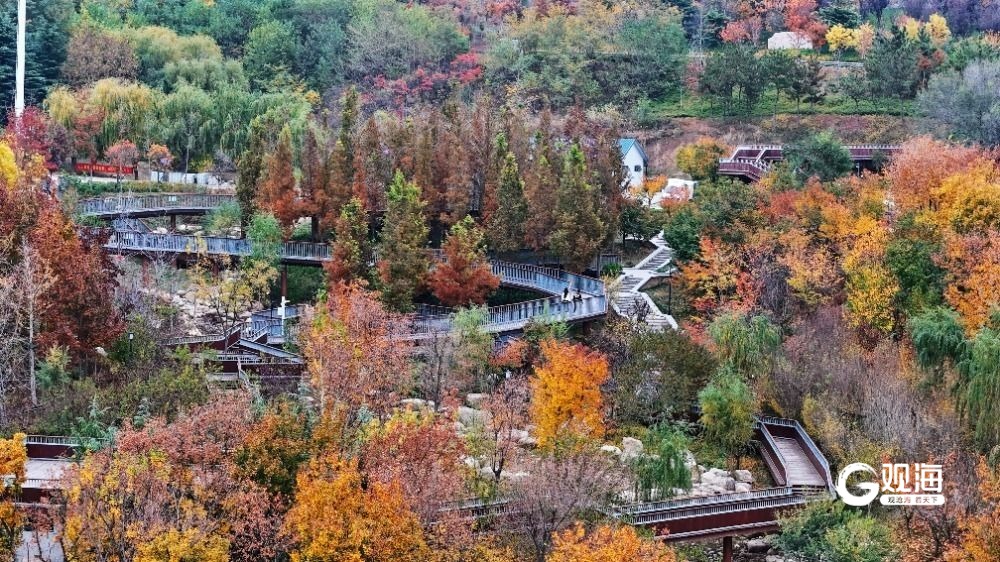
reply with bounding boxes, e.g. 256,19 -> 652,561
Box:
428,216 -> 499,307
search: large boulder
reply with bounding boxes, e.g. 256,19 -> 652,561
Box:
466,393 -> 486,408
621,437 -> 644,459
400,398 -> 434,411
746,538 -> 770,553
458,406 -> 487,427
734,469 -> 754,484
735,482 -> 752,494
600,445 -> 623,457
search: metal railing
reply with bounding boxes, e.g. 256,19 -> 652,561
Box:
24,435 -> 89,446
77,194 -> 235,218
755,420 -> 789,487
620,492 -> 807,526
612,486 -> 795,517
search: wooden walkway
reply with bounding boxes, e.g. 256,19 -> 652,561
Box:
718,144 -> 901,182
773,437 -> 827,487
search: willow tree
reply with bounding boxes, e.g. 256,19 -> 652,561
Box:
707,312 -> 781,382
631,424 -> 692,502
908,306 -> 966,388
698,370 -> 756,468
959,326 -> 1000,453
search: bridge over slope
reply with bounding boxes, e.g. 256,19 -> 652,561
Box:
20,417 -> 832,561
718,144 -> 901,182
77,196 -> 608,340
607,417 -> 834,546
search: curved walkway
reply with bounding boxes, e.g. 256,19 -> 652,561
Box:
77,195 -> 608,337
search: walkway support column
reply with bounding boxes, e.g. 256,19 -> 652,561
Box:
722,536 -> 733,562
281,265 -> 288,299
170,214 -> 177,232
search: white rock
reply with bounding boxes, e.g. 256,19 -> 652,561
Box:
734,469 -> 754,483
600,445 -> 623,457
724,477 -> 737,491
458,406 -> 487,427
502,471 -> 529,481
466,393 -> 486,408
766,556 -> 785,562
621,437 -> 644,459
735,482 -> 752,494
400,398 -> 434,410
506,429 -> 530,442
746,538 -> 769,553
462,456 -> 480,469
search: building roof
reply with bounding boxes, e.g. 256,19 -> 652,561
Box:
618,138 -> 648,162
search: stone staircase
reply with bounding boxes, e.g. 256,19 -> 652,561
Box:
611,232 -> 677,331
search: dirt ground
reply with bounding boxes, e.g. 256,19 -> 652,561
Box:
629,114 -> 916,177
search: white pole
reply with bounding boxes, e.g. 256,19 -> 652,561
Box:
15,0 -> 26,118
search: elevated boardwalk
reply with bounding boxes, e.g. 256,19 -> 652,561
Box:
718,144 -> 901,182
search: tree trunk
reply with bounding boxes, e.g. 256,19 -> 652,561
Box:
28,299 -> 36,406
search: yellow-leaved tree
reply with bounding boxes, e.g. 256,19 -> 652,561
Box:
826,25 -> 859,56
926,13 -> 952,46
547,524 -> 677,562
530,340 -> 609,447
134,528 -> 230,562
284,454 -> 429,562
0,433 -> 26,559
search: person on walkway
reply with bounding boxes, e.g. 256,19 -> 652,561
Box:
572,288 -> 582,312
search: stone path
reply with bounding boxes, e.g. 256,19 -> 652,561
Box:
611,232 -> 677,331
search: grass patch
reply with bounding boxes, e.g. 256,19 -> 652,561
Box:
650,92 -> 914,119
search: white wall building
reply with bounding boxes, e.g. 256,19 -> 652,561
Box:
619,138 -> 649,188
767,31 -> 813,50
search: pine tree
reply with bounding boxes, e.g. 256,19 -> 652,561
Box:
487,137 -> 528,253
377,171 -> 430,312
550,144 -> 605,272
300,125 -> 330,239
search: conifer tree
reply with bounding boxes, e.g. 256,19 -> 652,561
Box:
377,171 -> 429,312
551,144 -> 605,272
326,197 -> 370,285
487,136 -> 528,253
256,127 -> 301,233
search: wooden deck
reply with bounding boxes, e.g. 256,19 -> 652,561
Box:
772,437 -> 827,487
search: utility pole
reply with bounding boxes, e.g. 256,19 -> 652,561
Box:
15,0 -> 26,118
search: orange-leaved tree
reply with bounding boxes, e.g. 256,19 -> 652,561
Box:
530,340 -> 609,447
547,523 -> 677,562
257,127 -> 305,233
302,281 -> 412,416
675,138 -> 727,181
284,454 -> 429,562
945,460 -> 1000,562
359,410 -> 466,524
0,433 -> 26,559
428,216 -> 500,307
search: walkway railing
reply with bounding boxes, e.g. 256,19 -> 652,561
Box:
77,193 -> 234,218
719,144 -> 901,182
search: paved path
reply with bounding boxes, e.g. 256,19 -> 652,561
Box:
611,232 -> 677,331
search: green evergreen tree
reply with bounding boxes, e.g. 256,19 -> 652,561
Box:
550,144 -> 605,272
377,171 -> 429,312
487,138 -> 528,253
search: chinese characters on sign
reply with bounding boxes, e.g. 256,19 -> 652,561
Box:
836,462 -> 945,507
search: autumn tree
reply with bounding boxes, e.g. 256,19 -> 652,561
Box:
524,111 -> 560,250
475,378 -> 529,483
325,197 -> 370,284
61,25 -> 138,86
530,340 -> 609,446
429,217 -> 500,307
547,523 -> 677,562
257,127 -> 303,233
0,433 -> 26,560
513,449 -> 621,562
284,454 -> 430,562
551,144 -> 605,272
377,171 -> 430,312
675,138 -> 727,181
360,411 -> 466,523
147,143 -> 173,182
106,139 -> 139,188
947,461 -> 1000,561
302,282 -> 412,416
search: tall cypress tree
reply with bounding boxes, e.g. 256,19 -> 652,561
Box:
550,144 -> 604,272
377,171 -> 429,312
487,135 -> 528,253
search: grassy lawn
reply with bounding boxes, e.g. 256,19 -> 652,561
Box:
648,92 -> 914,120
